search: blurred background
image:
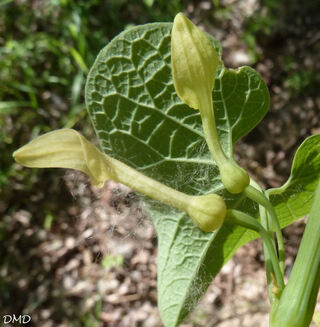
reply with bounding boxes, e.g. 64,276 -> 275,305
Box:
1,0 -> 319,326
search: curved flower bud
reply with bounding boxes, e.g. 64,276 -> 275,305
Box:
13,129 -> 226,232
171,13 -> 249,194
186,194 -> 226,232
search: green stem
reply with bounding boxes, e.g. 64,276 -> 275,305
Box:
259,203 -> 275,302
244,185 -> 285,275
248,180 -> 275,303
270,180 -> 320,327
226,209 -> 285,291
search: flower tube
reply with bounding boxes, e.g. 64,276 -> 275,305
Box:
13,129 -> 226,232
171,13 -> 249,194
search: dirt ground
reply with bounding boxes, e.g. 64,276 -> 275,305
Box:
4,170 -> 319,327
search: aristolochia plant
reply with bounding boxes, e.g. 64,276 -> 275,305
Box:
14,13 -> 320,327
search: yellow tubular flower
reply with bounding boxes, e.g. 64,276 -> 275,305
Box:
13,129 -> 111,187
171,13 -> 249,194
13,129 -> 226,232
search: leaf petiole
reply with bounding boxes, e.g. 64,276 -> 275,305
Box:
244,184 -> 285,275
225,209 -> 285,292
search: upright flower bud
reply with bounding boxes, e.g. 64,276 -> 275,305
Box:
171,13 -> 249,194
171,12 -> 218,110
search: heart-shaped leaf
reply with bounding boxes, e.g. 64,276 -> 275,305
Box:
85,22 -> 268,326
85,22 -> 320,326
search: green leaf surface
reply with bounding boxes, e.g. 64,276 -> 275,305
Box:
268,134 -> 320,228
85,23 -> 269,326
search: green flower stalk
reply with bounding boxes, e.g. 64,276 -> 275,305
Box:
269,180 -> 320,327
225,209 -> 284,292
171,13 -> 249,194
13,129 -> 226,232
